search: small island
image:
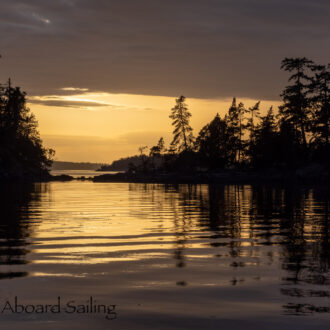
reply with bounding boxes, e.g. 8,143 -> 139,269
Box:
95,57 -> 330,184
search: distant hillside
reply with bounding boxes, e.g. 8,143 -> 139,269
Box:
52,161 -> 105,170
98,156 -> 143,171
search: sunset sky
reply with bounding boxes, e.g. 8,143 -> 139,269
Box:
1,0 -> 329,162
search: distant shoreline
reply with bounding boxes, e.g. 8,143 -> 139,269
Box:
1,164 -> 328,185
47,165 -> 330,185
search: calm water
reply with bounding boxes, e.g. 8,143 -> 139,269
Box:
50,169 -> 120,178
0,182 -> 329,329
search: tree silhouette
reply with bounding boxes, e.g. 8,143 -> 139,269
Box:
225,97 -> 240,165
149,137 -> 165,157
237,102 -> 248,163
149,137 -> 166,172
0,82 -> 54,179
246,101 -> 261,143
309,63 -> 330,159
225,98 -> 247,164
249,107 -> 279,167
279,57 -> 313,150
195,113 -> 230,169
169,95 -> 194,153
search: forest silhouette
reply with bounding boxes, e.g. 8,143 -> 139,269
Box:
1,57 -> 329,182
101,57 -> 329,179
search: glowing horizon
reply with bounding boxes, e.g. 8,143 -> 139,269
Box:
28,90 -> 281,163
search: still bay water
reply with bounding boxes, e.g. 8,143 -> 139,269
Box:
0,181 -> 329,329
50,169 -> 120,178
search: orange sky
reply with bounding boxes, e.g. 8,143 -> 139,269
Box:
28,91 -> 280,163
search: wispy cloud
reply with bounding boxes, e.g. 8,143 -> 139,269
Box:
28,91 -> 157,111
60,87 -> 89,92
31,12 -> 51,25
28,93 -> 115,109
29,99 -> 111,108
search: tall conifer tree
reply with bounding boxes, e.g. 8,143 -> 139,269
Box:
169,95 -> 194,152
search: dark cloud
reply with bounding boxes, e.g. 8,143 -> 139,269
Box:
0,0 -> 329,100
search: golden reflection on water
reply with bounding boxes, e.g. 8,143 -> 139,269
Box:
0,181 -> 329,320
30,184 -> 216,265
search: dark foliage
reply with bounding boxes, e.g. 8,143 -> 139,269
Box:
195,114 -> 231,169
125,57 -> 329,175
0,81 -> 54,180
